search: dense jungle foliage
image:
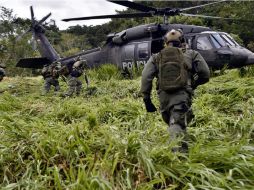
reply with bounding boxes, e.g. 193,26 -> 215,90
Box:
1,1 -> 254,75
0,65 -> 254,189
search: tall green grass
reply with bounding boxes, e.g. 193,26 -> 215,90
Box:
0,65 -> 254,189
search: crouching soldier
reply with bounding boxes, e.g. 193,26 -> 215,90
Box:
64,56 -> 88,97
41,62 -> 61,95
0,64 -> 6,82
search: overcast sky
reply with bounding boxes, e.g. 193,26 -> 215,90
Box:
1,0 -> 127,30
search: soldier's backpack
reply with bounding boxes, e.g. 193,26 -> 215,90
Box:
41,65 -> 50,78
157,46 -> 188,92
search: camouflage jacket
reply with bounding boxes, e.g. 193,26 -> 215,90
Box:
140,48 -> 210,98
41,64 -> 60,79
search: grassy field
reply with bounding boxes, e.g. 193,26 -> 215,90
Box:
0,65 -> 254,190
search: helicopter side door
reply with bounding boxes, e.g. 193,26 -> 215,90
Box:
121,41 -> 150,72
193,34 -> 220,68
121,44 -> 135,72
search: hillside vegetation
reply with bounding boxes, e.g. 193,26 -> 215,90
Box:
1,1 -> 254,76
0,65 -> 254,189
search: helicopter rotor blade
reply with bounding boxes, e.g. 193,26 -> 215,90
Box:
107,0 -> 157,12
181,1 -> 226,12
30,6 -> 34,20
30,6 -> 36,27
181,13 -> 252,22
62,12 -> 153,22
37,12 -> 51,25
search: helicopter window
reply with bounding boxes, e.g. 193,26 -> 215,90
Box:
197,36 -> 213,50
225,34 -> 239,46
138,43 -> 149,58
124,45 -> 135,59
211,34 -> 226,47
139,50 -> 149,59
210,36 -> 221,48
221,34 -> 237,46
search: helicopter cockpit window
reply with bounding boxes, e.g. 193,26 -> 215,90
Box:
197,36 -> 213,50
225,34 -> 239,46
211,34 -> 226,47
221,34 -> 238,46
210,36 -> 221,48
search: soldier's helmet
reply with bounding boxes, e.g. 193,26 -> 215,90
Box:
0,63 -> 6,68
54,61 -> 61,70
164,29 -> 183,44
73,60 -> 81,68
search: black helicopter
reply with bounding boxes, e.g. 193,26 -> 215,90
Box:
17,1 -> 254,74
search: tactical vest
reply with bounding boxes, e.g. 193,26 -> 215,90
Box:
41,65 -> 59,78
41,66 -> 50,78
157,46 -> 188,92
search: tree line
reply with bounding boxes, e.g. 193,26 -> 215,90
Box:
1,1 -> 254,75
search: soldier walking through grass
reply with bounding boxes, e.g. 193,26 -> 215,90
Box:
140,29 -> 210,152
64,56 -> 88,97
41,62 -> 61,95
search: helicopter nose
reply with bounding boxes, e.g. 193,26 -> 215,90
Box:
227,47 -> 254,68
246,52 -> 254,65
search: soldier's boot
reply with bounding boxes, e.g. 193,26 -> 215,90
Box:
168,124 -> 188,153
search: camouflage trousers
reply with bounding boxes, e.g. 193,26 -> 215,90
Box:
65,76 -> 82,96
158,89 -> 193,152
161,103 -> 191,139
44,77 -> 60,93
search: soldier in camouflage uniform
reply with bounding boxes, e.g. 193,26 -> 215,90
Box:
64,56 -> 88,97
0,63 -> 6,82
41,62 -> 61,94
140,29 -> 210,152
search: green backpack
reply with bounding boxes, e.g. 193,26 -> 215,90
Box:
157,46 -> 188,92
